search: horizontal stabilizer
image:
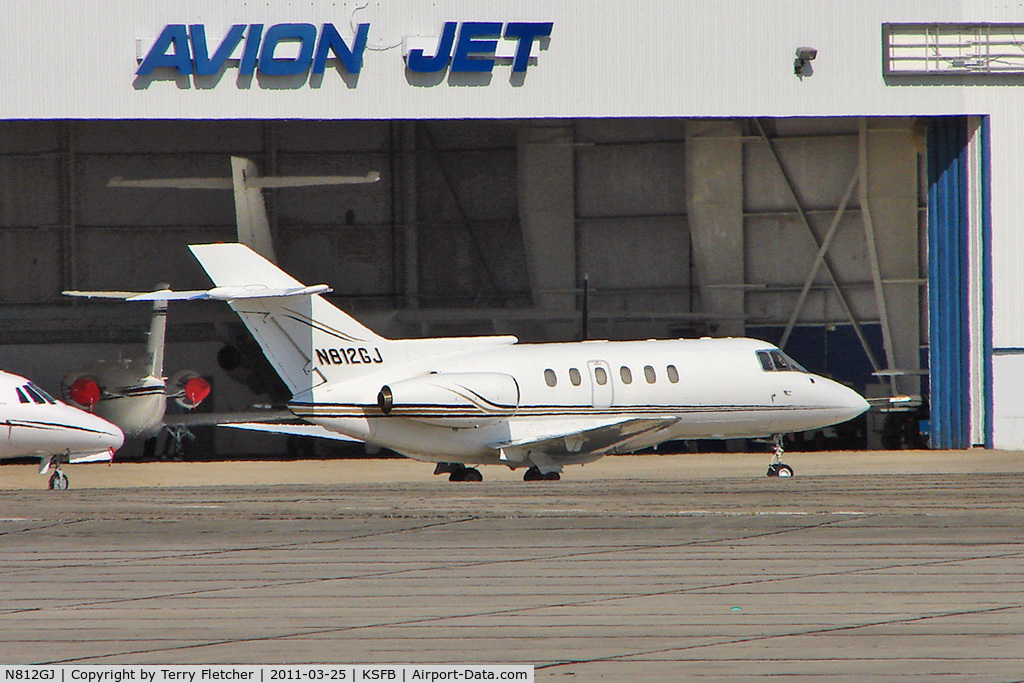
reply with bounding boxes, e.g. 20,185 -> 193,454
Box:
63,290 -> 148,299
127,284 -> 332,302
108,171 -> 379,191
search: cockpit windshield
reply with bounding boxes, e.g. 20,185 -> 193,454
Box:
22,383 -> 57,404
756,349 -> 809,373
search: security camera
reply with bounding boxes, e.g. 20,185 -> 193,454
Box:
794,47 -> 817,77
795,47 -> 817,61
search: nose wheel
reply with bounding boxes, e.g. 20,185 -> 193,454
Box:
48,469 -> 69,490
766,434 -> 794,478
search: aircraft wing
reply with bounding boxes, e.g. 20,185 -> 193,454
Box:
68,450 -> 115,465
219,422 -> 361,442
163,409 -> 295,427
163,410 -> 362,442
491,416 -> 679,461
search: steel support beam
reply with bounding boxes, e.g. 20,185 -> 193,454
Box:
754,118 -> 882,372
517,124 -> 576,338
684,120 -> 745,336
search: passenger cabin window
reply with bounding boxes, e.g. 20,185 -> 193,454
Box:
644,365 -> 656,383
15,387 -> 30,404
620,366 -> 632,384
569,368 -> 582,386
594,366 -> 608,385
667,365 -> 679,383
544,369 -> 557,387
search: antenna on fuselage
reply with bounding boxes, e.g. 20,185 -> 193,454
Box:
580,273 -> 590,342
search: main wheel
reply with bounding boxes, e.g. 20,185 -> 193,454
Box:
524,466 -> 560,482
449,467 -> 482,482
766,463 -> 794,478
48,471 -> 69,490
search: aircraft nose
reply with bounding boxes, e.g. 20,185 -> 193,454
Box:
76,408 -> 125,452
832,381 -> 869,421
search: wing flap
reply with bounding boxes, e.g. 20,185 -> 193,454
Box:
492,416 -> 679,460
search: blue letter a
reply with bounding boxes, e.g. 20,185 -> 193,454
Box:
137,24 -> 192,75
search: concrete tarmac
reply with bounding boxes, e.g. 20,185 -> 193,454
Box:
2,451 -> 1024,681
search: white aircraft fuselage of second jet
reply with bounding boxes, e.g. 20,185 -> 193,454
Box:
133,244 -> 869,481
0,370 -> 124,488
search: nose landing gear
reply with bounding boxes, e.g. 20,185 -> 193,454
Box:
766,434 -> 794,478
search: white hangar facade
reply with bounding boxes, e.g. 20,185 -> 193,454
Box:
0,0 -> 1020,452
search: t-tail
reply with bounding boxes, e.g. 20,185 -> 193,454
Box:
173,243 -> 518,400
189,243 -> 387,396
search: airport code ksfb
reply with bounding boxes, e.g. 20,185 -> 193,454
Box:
0,668 -> 532,683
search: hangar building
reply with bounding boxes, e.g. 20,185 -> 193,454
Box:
0,1 -> 1019,453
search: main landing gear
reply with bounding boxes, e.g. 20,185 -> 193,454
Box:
766,434 -> 794,478
523,466 -> 560,482
434,462 -> 483,482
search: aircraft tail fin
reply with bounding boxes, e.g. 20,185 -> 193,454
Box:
146,293 -> 168,380
109,156 -> 379,264
187,243 -> 388,396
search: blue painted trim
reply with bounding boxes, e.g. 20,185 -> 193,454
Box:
927,117 -> 971,449
980,116 -> 994,449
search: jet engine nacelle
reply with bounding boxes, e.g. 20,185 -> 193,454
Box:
377,372 -> 520,427
62,373 -> 102,409
167,370 -> 211,409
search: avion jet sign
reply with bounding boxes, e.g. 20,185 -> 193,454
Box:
136,21 -> 552,84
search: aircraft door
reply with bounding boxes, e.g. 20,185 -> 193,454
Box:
587,360 -> 613,408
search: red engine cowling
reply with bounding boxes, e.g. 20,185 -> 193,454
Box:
168,370 -> 211,409
62,374 -> 102,410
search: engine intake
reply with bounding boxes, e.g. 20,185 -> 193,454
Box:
377,372 -> 519,426
168,370 -> 211,409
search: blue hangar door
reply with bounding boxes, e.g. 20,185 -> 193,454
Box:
926,117 -> 993,449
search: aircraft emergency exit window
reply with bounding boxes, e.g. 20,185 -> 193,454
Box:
594,367 -> 608,385
757,351 -> 774,371
667,365 -> 679,383
569,368 -> 582,386
620,366 -> 632,384
15,387 -> 30,403
544,369 -> 557,387
644,365 -> 656,383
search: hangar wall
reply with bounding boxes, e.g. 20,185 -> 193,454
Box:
0,0 -> 1020,449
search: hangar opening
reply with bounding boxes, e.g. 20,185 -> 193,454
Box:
0,116 -> 990,454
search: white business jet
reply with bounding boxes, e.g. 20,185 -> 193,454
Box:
130,243 -> 869,481
0,370 -> 124,489
57,294 -> 212,443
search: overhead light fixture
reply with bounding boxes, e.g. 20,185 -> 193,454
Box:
794,46 -> 817,78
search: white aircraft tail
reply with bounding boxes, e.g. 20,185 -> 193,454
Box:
189,243 -> 390,395
146,295 -> 168,380
181,243 -> 518,399
109,156 -> 380,264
